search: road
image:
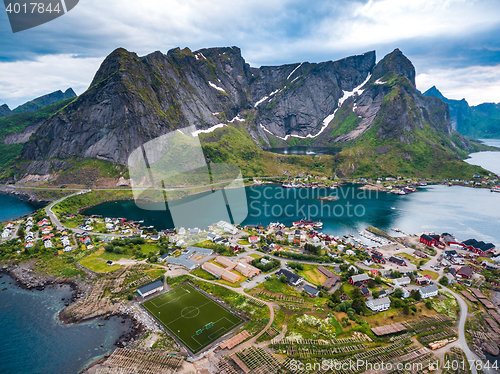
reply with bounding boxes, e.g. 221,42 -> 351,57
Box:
441,286 -> 488,374
45,190 -> 88,230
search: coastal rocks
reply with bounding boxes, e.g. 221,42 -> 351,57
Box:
316,196 -> 340,202
482,342 -> 500,356
116,177 -> 131,187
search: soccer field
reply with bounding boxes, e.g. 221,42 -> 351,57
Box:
142,283 -> 244,353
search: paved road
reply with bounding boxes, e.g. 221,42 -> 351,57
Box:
45,190 -> 88,230
441,286 -> 483,374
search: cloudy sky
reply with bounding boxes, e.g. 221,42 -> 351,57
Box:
1,0 -> 500,108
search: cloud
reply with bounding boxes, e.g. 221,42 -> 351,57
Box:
0,54 -> 102,108
2,0 -> 500,106
417,65 -> 500,106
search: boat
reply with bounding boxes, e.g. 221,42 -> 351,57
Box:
491,187 -> 500,193
282,183 -> 293,188
396,189 -> 406,195
419,182 -> 428,186
391,207 -> 396,210
293,218 -> 314,226
313,221 -> 323,228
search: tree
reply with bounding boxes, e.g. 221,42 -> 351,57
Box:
17,227 -> 25,238
375,276 -> 382,284
439,277 -> 449,286
127,294 -> 134,300
425,300 -> 432,309
367,279 -> 377,289
394,288 -> 404,299
410,289 -> 421,301
372,290 -> 380,299
279,275 -> 288,283
403,304 -> 410,315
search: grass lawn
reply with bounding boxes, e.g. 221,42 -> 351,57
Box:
238,240 -> 251,245
295,265 -> 327,287
256,277 -> 302,297
250,254 -> 261,259
364,302 -> 438,327
142,283 -> 243,353
79,249 -> 122,273
190,268 -> 218,281
419,270 -> 439,280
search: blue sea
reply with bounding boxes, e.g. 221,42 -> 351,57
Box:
85,183 -> 500,245
0,275 -> 132,374
0,193 -> 44,222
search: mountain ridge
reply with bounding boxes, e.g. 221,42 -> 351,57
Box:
423,86 -> 500,138
0,46 -> 490,183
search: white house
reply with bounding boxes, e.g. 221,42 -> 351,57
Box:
364,258 -> 374,266
366,297 -> 391,312
2,230 -> 10,238
419,284 -> 439,299
44,240 -> 53,248
346,249 -> 356,256
137,280 -> 164,298
217,220 -> 238,235
393,277 -> 411,287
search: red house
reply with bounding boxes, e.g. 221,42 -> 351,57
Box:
415,277 -> 430,285
460,239 -> 495,255
372,254 -> 386,264
420,234 -> 441,247
456,266 -> 474,279
349,273 -> 370,285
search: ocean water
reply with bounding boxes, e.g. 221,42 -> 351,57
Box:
466,139 -> 500,175
85,183 -> 500,244
0,193 -> 44,222
0,275 -> 132,374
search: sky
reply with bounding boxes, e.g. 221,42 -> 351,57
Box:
1,0 -> 500,108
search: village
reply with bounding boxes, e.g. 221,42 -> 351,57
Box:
2,199 -> 500,374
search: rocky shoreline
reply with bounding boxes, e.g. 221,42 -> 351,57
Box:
0,261 -> 146,371
0,186 -> 54,204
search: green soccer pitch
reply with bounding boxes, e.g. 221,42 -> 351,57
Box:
142,283 -> 244,353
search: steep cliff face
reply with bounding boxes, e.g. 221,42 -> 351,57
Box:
9,46 -> 479,180
20,47 -> 376,166
250,52 -> 375,140
424,86 -> 500,139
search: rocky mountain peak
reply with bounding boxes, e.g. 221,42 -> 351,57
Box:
0,104 -> 12,117
371,48 -> 415,87
423,86 -> 447,101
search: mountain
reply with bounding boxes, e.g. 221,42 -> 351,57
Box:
424,86 -> 500,139
12,88 -> 76,115
0,104 -> 12,117
0,47 -> 488,183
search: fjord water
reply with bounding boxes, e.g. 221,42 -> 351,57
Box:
86,183 -> 500,244
0,193 -> 44,222
0,276 -> 131,374
267,146 -> 338,156
465,139 -> 500,175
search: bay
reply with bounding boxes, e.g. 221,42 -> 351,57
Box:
465,139 -> 500,175
0,193 -> 44,222
85,183 -> 500,245
0,275 -> 132,374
